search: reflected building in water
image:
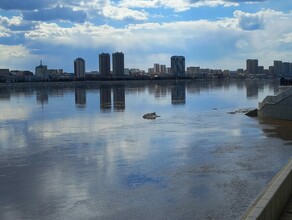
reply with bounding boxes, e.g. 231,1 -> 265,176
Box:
75,87 -> 86,108
171,82 -> 186,105
36,88 -> 48,106
246,82 -> 259,99
0,87 -> 10,100
148,84 -> 168,98
113,85 -> 125,111
100,85 -> 112,111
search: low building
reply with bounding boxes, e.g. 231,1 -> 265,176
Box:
35,61 -> 49,80
0,69 -> 11,82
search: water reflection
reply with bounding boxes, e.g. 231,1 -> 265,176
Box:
246,81 -> 259,99
149,83 -> 168,98
260,118 -> 292,142
171,82 -> 186,105
75,87 -> 86,108
36,87 -> 49,106
113,84 -> 125,111
100,85 -> 111,111
0,87 -> 10,100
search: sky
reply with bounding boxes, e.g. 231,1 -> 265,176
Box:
0,0 -> 291,72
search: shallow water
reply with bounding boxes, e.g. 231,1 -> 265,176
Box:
0,80 -> 291,220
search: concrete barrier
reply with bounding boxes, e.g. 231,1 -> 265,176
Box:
241,158 -> 292,220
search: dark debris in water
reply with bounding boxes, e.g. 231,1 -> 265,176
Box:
227,108 -> 257,116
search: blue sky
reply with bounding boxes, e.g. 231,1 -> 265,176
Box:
0,0 -> 291,72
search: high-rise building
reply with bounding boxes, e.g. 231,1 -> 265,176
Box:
246,59 -> 258,74
99,53 -> 111,76
171,56 -> 185,77
112,52 -> 124,76
274,60 -> 283,76
74,58 -> 85,79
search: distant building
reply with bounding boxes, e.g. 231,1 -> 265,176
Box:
124,68 -> 130,75
74,58 -> 85,79
237,69 -> 244,75
160,65 -> 166,73
246,59 -> 258,74
171,56 -> 185,77
282,62 -> 291,77
112,52 -> 124,76
35,60 -> 49,80
99,53 -> 111,76
0,69 -> 10,82
269,66 -> 274,76
148,68 -> 154,75
274,60 -> 283,76
258,66 -> 264,75
154,63 -> 160,73
187,66 -> 200,76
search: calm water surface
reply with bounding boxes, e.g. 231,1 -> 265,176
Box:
0,80 -> 292,220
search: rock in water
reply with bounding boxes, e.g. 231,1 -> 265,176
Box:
245,109 -> 258,117
143,112 -> 160,120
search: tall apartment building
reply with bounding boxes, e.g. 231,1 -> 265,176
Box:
171,56 -> 185,77
74,58 -> 85,79
112,52 -> 124,76
246,59 -> 258,74
99,53 -> 111,76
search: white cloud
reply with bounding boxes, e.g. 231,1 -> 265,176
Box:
279,32 -> 292,44
234,10 -> 264,30
0,44 -> 31,58
120,0 -> 238,12
0,44 -> 36,69
77,0 -> 149,21
21,9 -> 291,69
2,7 -> 292,71
102,5 -> 148,21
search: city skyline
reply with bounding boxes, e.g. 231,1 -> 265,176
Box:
0,1 -> 291,72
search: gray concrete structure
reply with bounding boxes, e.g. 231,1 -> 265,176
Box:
258,87 -> 292,121
241,158 -> 292,220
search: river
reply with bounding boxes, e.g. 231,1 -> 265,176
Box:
0,80 -> 292,219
